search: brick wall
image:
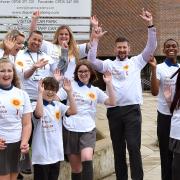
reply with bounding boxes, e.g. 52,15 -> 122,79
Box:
92,0 -> 180,57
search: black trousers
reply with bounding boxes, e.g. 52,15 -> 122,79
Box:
172,152 -> 180,180
157,111 -> 173,180
107,105 -> 143,180
33,161 -> 60,180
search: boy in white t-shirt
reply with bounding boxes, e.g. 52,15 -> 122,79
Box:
32,77 -> 76,180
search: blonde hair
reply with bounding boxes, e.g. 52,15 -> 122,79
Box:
52,25 -> 79,63
0,58 -> 21,88
0,30 -> 25,49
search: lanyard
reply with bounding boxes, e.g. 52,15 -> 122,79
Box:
27,51 -> 39,64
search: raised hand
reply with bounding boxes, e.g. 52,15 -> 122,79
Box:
0,137 -> 7,150
61,41 -> 68,49
140,8 -> 153,26
91,26 -> 107,41
38,79 -> 44,94
4,36 -> 17,54
63,78 -> 72,93
32,10 -> 40,19
33,58 -> 48,69
53,68 -> 63,82
90,15 -> 99,28
103,71 -> 112,84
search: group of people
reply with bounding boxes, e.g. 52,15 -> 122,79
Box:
0,7 -> 179,180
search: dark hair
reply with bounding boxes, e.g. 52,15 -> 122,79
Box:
170,70 -> 180,113
28,30 -> 43,39
42,77 -> 59,92
0,58 -> 21,88
115,37 -> 129,44
74,61 -> 97,84
163,38 -> 179,49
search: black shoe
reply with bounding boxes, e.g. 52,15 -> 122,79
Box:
17,173 -> 24,180
21,169 -> 32,174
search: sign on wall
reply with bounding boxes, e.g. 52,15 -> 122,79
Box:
0,0 -> 91,17
0,0 -> 92,40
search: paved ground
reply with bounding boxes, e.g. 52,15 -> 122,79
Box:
23,92 -> 160,180
96,92 -> 161,180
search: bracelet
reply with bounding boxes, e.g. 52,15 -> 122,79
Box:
148,25 -> 154,28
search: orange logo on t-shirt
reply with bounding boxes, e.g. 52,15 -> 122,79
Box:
11,98 -> 22,115
123,65 -> 129,71
87,92 -> 96,100
55,111 -> 61,121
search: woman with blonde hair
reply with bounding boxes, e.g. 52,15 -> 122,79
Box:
30,11 -> 98,80
0,58 -> 32,180
0,30 -> 25,62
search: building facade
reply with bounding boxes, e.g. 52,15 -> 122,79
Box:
92,0 -> 180,57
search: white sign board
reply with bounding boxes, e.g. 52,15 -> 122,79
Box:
0,0 -> 92,41
0,0 -> 91,17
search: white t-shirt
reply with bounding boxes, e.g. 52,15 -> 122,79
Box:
102,54 -> 146,107
0,49 -> 16,63
32,101 -> 68,165
0,86 -> 32,143
41,41 -> 87,80
170,109 -> 180,140
57,81 -> 108,132
156,62 -> 179,115
15,50 -> 55,100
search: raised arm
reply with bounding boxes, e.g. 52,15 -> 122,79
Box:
140,9 -> 157,62
103,71 -> 116,106
85,15 -> 100,54
30,10 -> 40,32
2,36 -> 17,57
149,56 -> 160,96
34,80 -> 44,118
63,78 -> 77,115
88,26 -> 107,73
24,58 -> 48,79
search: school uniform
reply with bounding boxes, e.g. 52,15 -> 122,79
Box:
0,85 -> 32,175
32,100 -> 68,180
156,59 -> 179,180
57,80 -> 108,154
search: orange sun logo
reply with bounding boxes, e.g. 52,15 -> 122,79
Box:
11,98 -> 22,115
123,65 -> 129,71
11,98 -> 22,109
15,60 -> 24,68
55,111 -> 61,121
87,92 -> 96,101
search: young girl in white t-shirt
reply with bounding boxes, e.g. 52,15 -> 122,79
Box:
0,58 -> 32,180
57,61 -> 115,180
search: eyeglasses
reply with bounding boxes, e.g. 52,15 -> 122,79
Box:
77,70 -> 90,74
